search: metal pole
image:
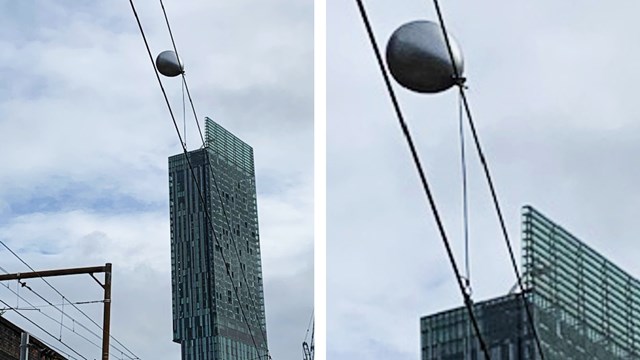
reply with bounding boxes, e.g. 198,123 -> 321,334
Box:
102,263 -> 112,360
0,265 -> 107,282
19,332 -> 29,360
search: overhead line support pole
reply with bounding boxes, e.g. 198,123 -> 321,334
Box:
102,263 -> 112,360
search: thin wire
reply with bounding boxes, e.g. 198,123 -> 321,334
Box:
29,333 -> 79,360
59,296 -> 65,340
207,159 -> 270,344
182,74 -> 187,148
303,310 -> 314,343
460,94 -> 472,360
157,0 -> 270,351
159,0 -> 206,146
27,288 -> 128,355
0,297 -> 88,360
0,242 -> 140,359
0,300 -> 105,310
353,1 -> 490,358
1,282 -> 103,350
127,1 -> 266,357
458,94 -> 470,289
0,268 -> 132,357
0,253 -> 88,359
310,318 -> 314,355
429,1 -> 546,358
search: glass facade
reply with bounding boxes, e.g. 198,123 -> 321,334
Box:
522,205 -> 640,359
421,293 -> 536,360
169,118 -> 268,360
421,206 -> 640,360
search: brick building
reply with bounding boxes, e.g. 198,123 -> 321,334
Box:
0,315 -> 66,360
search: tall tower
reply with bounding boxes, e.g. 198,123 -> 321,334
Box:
169,118 -> 268,360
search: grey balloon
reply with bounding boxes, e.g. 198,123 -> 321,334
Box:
386,20 -> 464,93
156,50 -> 184,77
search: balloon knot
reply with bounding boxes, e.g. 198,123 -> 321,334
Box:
454,76 -> 467,87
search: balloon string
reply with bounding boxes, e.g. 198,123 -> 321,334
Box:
182,75 -> 187,148
459,91 -> 470,293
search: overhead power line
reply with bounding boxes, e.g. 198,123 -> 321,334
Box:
428,0 -> 546,358
158,0 -> 205,146
158,0 -> 271,344
352,0 -> 491,359
0,280 -> 104,351
127,1 -> 270,358
0,297 -> 88,360
0,241 -> 140,360
156,0 -> 271,352
0,299 -> 105,310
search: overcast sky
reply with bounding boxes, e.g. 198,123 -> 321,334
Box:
328,0 -> 640,359
0,1 -> 313,360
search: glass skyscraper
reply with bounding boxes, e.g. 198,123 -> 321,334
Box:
421,206 -> 640,360
169,118 -> 268,360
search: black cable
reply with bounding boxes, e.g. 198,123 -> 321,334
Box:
0,242 -> 140,359
353,1 -> 491,359
0,299 -> 105,309
142,2 -> 278,357
159,0 -> 206,146
21,284 -> 109,352
0,282 -> 103,350
429,1 -> 546,358
0,297 -> 88,360
157,0 -> 271,351
0,265 -> 136,358
207,161 -> 270,342
127,1 -> 267,358
0,288 -> 81,360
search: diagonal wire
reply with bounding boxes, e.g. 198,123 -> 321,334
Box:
353,0 -> 491,358
0,281 -> 103,350
127,1 -> 267,358
0,297 -> 88,360
157,0 -> 270,350
159,0 -> 206,146
0,264 -> 136,358
28,334 -> 79,360
205,150 -> 270,344
303,310 -> 314,343
0,241 -> 140,359
428,0 -> 546,358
